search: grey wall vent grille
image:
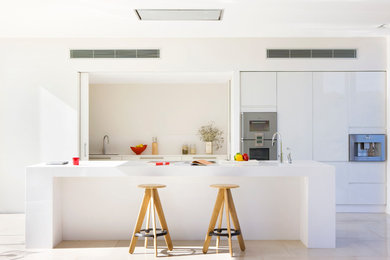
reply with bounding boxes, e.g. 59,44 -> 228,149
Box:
70,49 -> 160,59
267,49 -> 357,59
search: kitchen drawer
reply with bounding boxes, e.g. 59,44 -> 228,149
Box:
121,155 -> 140,160
139,156 -> 167,161
160,156 -> 182,161
348,183 -> 385,204
348,162 -> 385,183
89,155 -> 121,160
183,155 -> 228,161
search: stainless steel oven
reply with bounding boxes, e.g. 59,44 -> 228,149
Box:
241,112 -> 277,160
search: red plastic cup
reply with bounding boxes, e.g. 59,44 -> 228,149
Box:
72,157 -> 80,165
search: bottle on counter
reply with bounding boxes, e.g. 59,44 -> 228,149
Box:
190,144 -> 196,155
182,144 -> 189,155
152,137 -> 158,155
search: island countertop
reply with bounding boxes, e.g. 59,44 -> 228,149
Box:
26,160 -> 335,249
27,160 -> 333,177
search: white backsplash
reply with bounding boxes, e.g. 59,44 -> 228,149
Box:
89,83 -> 229,155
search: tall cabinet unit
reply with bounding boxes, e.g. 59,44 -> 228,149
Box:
240,70 -> 387,212
240,72 -> 277,112
277,72 -> 313,160
313,72 -> 349,162
348,72 -> 386,129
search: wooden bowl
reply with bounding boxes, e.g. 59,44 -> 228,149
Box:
130,145 -> 147,155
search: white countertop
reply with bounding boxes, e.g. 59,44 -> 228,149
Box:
27,160 -> 333,178
29,160 -> 331,168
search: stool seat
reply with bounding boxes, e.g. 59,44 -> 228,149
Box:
210,184 -> 239,189
138,184 -> 166,189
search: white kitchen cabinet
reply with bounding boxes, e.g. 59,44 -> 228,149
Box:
277,72 -> 313,160
348,162 -> 386,184
333,162 -> 386,206
313,72 -> 349,161
240,72 -> 277,111
348,72 -> 386,128
348,184 -> 386,205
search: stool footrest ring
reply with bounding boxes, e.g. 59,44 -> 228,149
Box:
209,228 -> 241,237
135,228 -> 167,238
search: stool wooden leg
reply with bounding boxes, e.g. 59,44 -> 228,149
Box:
227,189 -> 246,251
129,189 -> 152,254
153,189 -> 173,251
216,200 -> 224,249
144,201 -> 151,248
203,189 -> 224,254
151,189 -> 158,257
224,189 -> 233,257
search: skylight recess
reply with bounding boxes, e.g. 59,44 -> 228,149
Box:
135,9 -> 223,21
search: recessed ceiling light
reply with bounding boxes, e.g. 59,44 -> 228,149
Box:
134,9 -> 223,21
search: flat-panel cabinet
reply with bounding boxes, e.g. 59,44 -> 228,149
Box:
277,72 -> 313,160
348,184 -> 386,205
313,72 -> 349,161
240,72 -> 277,111
348,162 -> 386,184
332,162 -> 386,205
348,72 -> 386,128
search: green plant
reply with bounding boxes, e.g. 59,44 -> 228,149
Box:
198,122 -> 224,150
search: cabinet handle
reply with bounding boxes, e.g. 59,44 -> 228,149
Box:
84,143 -> 87,157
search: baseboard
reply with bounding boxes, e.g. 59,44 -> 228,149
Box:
336,204 -> 386,213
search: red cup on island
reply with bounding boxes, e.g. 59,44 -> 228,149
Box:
72,157 -> 80,165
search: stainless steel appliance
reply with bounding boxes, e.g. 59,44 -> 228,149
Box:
349,134 -> 386,162
241,112 -> 277,160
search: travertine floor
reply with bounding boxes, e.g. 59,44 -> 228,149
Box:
0,213 -> 390,259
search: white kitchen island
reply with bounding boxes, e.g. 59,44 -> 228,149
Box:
26,160 -> 335,249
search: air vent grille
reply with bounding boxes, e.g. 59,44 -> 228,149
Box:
70,49 -> 160,59
267,49 -> 357,59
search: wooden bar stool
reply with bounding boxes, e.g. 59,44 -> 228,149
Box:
129,184 -> 173,257
203,184 -> 245,257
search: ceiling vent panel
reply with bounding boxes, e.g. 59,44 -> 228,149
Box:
70,50 -> 94,58
70,49 -> 160,59
137,49 -> 160,58
312,49 -> 333,58
267,49 -> 290,58
93,50 -> 115,58
333,49 -> 356,58
290,49 -> 311,58
116,49 -> 137,58
267,49 -> 357,59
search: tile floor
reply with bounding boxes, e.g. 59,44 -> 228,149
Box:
0,213 -> 390,259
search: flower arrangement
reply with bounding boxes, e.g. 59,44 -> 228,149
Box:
198,122 -> 224,150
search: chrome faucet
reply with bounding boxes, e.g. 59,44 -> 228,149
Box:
103,135 -> 109,155
272,132 -> 283,163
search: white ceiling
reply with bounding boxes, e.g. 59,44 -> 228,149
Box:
89,72 -> 232,84
1,0 -> 390,37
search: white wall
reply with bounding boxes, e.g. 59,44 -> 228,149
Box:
89,83 -> 229,155
0,37 -> 386,212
